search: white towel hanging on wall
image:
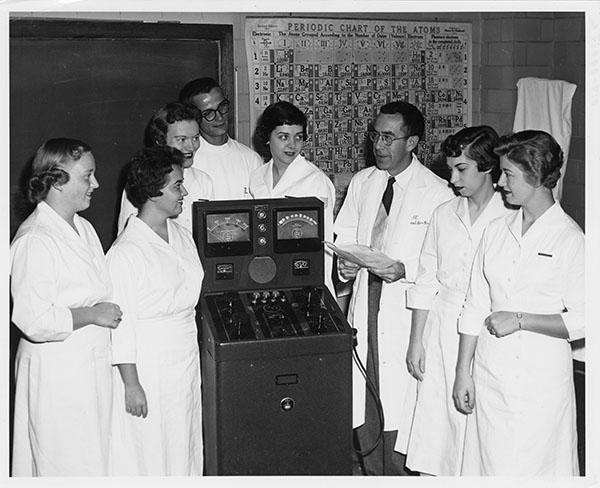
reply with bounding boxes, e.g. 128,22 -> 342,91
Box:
513,77 -> 577,202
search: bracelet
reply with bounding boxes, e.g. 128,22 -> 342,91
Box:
516,312 -> 523,330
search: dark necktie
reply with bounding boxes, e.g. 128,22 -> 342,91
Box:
382,176 -> 395,215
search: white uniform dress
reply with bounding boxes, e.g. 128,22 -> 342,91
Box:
192,134 -> 263,199
404,192 -> 514,475
249,154 -> 337,295
334,157 -> 453,452
107,217 -> 204,475
117,166 -> 214,234
10,201 -> 114,476
459,203 -> 584,476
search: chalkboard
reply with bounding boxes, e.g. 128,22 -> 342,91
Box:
10,19 -> 234,250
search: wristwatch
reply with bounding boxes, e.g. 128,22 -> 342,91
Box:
516,312 -> 523,330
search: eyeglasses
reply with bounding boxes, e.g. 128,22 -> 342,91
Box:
368,131 -> 412,146
200,100 -> 231,121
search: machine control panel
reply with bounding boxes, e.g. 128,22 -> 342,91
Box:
203,285 -> 345,343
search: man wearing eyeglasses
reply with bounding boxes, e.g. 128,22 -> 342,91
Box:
179,78 -> 262,200
334,101 -> 453,476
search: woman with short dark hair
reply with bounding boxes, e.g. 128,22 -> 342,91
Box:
107,145 -> 204,475
10,138 -> 122,476
452,130 -> 584,475
250,100 -> 336,295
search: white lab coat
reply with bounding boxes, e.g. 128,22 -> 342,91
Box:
10,201 -> 114,476
334,156 -> 453,453
192,135 -> 263,200
404,192 -> 514,475
459,203 -> 584,475
117,166 -> 213,235
107,217 -> 204,475
249,154 -> 337,295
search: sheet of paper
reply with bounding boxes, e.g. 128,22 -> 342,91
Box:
325,242 -> 396,269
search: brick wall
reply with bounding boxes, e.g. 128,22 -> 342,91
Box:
479,12 -> 585,228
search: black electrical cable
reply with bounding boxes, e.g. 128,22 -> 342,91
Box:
351,328 -> 385,457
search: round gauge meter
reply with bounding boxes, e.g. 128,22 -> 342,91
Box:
206,213 -> 250,243
277,212 -> 319,240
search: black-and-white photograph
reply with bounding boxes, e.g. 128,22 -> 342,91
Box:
2,1 -> 598,487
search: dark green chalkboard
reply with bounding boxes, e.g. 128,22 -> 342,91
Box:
10,18 -> 233,250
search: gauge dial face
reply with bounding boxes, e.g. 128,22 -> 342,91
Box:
276,210 -> 319,240
206,212 -> 251,243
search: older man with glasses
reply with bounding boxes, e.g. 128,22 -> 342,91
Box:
179,78 -> 263,200
334,101 -> 453,476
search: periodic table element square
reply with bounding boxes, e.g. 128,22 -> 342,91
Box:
334,78 -> 353,92
354,64 -> 372,77
314,105 -> 334,119
372,90 -> 390,106
273,77 -> 291,94
354,104 -> 374,119
352,91 -> 372,105
297,102 -> 314,118
316,78 -> 334,93
353,118 -> 370,133
391,90 -> 410,102
355,77 -> 373,91
291,92 -> 314,106
275,49 -> 294,63
295,77 -> 314,93
334,132 -> 354,147
392,64 -> 409,77
333,92 -> 353,106
333,119 -> 352,133
313,119 -> 333,134
334,63 -> 353,78
315,91 -> 334,106
274,63 -> 292,77
316,133 -> 334,147
317,64 -> 334,77
392,78 -> 409,91
293,64 -> 314,78
333,146 -> 351,161
374,78 -> 391,91
335,160 -> 356,174
410,78 -> 426,90
334,104 -> 353,119
315,147 -> 333,161
273,93 -> 293,103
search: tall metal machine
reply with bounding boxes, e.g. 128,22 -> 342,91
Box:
193,197 -> 353,475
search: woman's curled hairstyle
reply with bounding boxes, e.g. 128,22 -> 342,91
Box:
442,125 -> 500,179
126,146 -> 185,208
27,138 -> 92,203
254,101 -> 307,161
494,130 -> 563,189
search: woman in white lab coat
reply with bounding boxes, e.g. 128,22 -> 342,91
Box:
108,146 -> 204,475
453,130 -> 584,475
404,126 -> 514,476
249,100 -> 336,295
10,138 -> 123,476
117,102 -> 214,234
